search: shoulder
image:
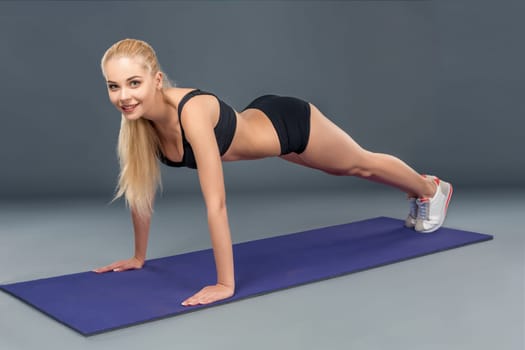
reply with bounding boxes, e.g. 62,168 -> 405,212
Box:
163,87 -> 217,111
165,88 -> 219,128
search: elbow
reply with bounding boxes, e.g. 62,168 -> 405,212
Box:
206,198 -> 227,216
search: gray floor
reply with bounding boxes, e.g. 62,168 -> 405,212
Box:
0,187 -> 523,350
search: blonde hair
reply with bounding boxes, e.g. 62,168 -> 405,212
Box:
100,38 -> 175,219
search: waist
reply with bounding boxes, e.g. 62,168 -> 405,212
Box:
215,99 -> 238,155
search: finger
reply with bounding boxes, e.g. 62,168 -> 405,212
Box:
185,297 -> 200,306
198,298 -> 211,305
182,287 -> 210,306
195,293 -> 214,305
115,263 -> 138,272
93,264 -> 116,273
112,264 -> 130,272
201,293 -> 219,304
102,261 -> 128,273
182,296 -> 199,306
113,261 -> 144,273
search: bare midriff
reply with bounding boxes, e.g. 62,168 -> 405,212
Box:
220,108 -> 281,161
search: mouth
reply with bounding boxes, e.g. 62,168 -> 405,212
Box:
121,103 -> 140,113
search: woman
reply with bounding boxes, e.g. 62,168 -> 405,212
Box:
93,38 -> 453,307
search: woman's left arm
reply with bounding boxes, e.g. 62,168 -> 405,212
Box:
179,101 -> 235,306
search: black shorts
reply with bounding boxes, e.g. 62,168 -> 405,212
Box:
242,94 -> 311,155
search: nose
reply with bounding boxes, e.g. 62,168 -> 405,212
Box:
118,87 -> 131,102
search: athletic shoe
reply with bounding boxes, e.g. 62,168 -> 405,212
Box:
404,175 -> 436,228
404,197 -> 418,228
415,177 -> 453,233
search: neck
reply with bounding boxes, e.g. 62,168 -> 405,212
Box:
143,90 -> 179,138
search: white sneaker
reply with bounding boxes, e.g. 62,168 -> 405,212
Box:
404,175 -> 436,228
404,197 -> 418,228
415,177 -> 453,233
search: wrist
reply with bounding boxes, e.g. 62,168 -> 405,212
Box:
134,255 -> 145,265
218,281 -> 235,290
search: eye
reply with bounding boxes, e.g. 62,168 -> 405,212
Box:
130,80 -> 140,87
108,84 -> 117,90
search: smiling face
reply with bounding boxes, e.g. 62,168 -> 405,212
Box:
103,56 -> 161,120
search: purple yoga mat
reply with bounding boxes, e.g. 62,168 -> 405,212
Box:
0,217 -> 492,336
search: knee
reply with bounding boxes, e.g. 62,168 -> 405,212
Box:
322,154 -> 376,177
347,166 -> 374,178
346,151 -> 376,178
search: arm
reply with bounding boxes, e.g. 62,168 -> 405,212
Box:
179,99 -> 235,306
93,203 -> 151,273
130,207 -> 151,264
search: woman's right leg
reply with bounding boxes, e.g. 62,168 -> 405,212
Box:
281,102 -> 453,232
281,103 -> 437,198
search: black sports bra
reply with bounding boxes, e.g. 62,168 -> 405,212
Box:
157,89 -> 237,169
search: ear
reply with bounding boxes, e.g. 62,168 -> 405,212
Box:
155,71 -> 163,89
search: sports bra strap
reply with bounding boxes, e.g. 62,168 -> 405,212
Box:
177,89 -> 216,119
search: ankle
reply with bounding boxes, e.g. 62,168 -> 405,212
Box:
421,178 -> 438,199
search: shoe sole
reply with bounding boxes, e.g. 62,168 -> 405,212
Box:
405,217 -> 416,228
418,181 -> 453,233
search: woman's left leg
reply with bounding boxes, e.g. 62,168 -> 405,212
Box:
281,103 -> 437,198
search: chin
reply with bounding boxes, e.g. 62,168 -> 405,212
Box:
123,113 -> 144,121
118,105 -> 144,120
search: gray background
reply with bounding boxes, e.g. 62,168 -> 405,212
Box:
0,1 -> 523,350
0,0 -> 523,199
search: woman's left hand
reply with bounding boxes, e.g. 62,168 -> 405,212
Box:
182,283 -> 235,306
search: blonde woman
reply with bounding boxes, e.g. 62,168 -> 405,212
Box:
93,38 -> 453,306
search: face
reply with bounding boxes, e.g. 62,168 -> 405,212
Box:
104,56 -> 161,120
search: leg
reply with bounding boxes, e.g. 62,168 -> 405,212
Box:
281,103 -> 437,198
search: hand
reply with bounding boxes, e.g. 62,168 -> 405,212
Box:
182,283 -> 235,306
92,257 -> 144,273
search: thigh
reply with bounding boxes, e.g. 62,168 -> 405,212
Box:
290,103 -> 369,175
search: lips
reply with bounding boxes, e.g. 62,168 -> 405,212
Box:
121,103 -> 139,112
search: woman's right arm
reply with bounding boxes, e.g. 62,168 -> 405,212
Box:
130,207 -> 151,263
93,207 -> 151,273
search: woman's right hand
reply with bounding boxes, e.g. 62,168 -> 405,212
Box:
92,257 -> 145,273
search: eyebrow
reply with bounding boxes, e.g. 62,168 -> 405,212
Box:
106,76 -> 142,83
